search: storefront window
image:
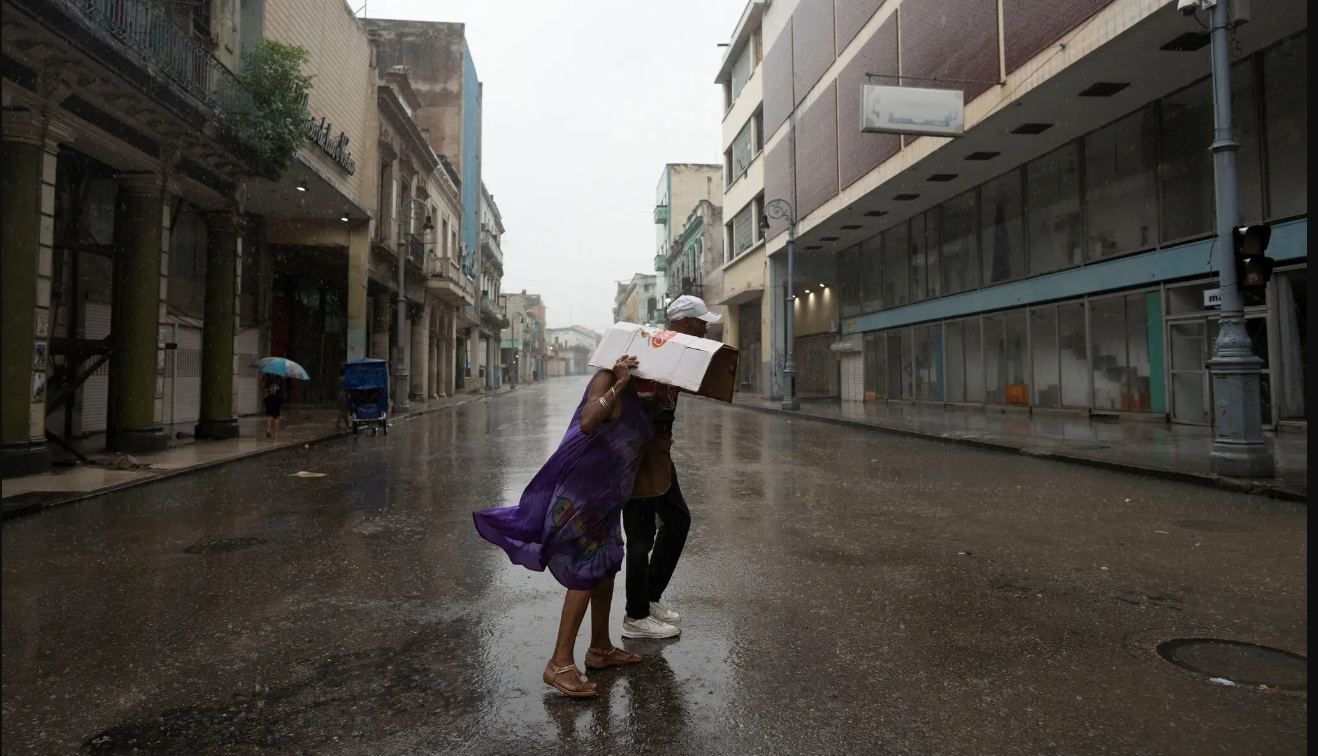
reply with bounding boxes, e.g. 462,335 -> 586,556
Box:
1274,268 -> 1306,420
1058,303 -> 1088,409
914,324 -> 942,401
964,316 -> 985,403
1090,296 -> 1126,410
983,313 -> 1006,404
883,224 -> 909,310
910,213 -> 928,303
925,209 -> 942,300
860,236 -> 884,314
885,330 -> 903,399
865,332 -> 883,398
945,319 -> 966,403
981,170 -> 1026,285
838,245 -> 863,318
1263,32 -> 1307,219
941,190 -> 979,295
1160,61 -> 1264,242
1084,108 -> 1158,261
899,327 -> 914,400
1005,311 -> 1028,404
1026,144 -> 1083,276
1031,307 -> 1060,408
1126,293 -> 1153,412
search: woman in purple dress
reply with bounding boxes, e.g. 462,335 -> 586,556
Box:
473,355 -> 653,698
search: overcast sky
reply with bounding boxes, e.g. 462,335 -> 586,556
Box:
362,0 -> 746,333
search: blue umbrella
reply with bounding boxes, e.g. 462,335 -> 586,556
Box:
251,357 -> 310,380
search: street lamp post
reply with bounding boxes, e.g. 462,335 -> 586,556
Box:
395,199 -> 434,414
761,199 -> 799,411
1204,0 -> 1274,477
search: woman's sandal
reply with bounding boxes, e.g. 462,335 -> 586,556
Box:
543,662 -> 597,698
585,645 -> 642,670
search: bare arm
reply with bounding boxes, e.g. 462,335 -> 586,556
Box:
579,355 -> 638,435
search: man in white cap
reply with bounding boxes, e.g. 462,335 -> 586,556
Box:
620,295 -> 722,639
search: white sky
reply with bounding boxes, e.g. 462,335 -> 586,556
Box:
361,0 -> 747,333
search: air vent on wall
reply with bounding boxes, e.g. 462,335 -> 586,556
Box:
894,194 -> 920,201
863,210 -> 888,217
1010,123 -> 1053,135
820,236 -> 840,242
1161,32 -> 1212,52
928,174 -> 957,182
1079,82 -> 1130,97
965,151 -> 1000,161
804,245 -> 822,250
840,224 -> 862,230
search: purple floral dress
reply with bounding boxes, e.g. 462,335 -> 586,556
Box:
473,382 -> 654,590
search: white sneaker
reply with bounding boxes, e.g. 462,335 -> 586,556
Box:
650,600 -> 681,625
621,615 -> 680,639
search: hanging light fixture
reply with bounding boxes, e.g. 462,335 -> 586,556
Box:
296,180 -> 307,192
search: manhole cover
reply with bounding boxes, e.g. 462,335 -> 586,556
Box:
1156,638 -> 1306,691
183,537 -> 267,554
1174,520 -> 1256,533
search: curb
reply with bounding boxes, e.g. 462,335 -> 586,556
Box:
1,389 -> 517,522
700,396 -> 1306,504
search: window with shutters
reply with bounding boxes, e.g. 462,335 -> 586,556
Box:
730,42 -> 753,104
731,205 -> 754,259
731,119 -> 754,181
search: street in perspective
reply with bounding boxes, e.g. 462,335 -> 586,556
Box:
0,0 -> 1308,754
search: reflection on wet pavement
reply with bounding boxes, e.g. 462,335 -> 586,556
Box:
1,378 -> 1307,755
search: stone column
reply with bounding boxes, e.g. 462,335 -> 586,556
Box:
410,303 -> 429,400
196,210 -> 240,440
107,173 -> 169,453
429,309 -> 440,399
467,325 -> 481,392
371,295 -> 391,360
0,112 -> 70,476
487,336 -> 497,389
444,312 -> 457,397
346,225 -> 370,361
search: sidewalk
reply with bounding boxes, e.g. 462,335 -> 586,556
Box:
1,388 -> 516,519
716,395 -> 1306,502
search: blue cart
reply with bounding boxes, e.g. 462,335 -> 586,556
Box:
344,359 -> 390,436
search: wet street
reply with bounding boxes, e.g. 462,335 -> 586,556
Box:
2,378 -> 1306,755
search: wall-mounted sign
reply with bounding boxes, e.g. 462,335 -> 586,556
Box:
861,85 -> 965,137
304,116 -> 357,175
1204,288 -> 1222,310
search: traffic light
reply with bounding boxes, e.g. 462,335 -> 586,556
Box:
1233,224 -> 1273,306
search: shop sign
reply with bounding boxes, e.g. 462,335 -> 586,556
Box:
1204,288 -> 1222,310
861,85 -> 964,137
304,115 -> 357,175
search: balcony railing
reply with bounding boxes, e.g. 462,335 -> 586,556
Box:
654,204 -> 669,225
480,229 -> 503,266
57,0 -> 255,122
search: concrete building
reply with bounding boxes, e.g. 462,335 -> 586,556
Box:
737,0 -> 1306,427
372,65 -> 469,403
713,1 -> 771,394
365,19 -> 486,392
478,182 -> 507,389
616,273 -> 662,326
1,0 -> 380,475
500,290 -> 545,385
547,326 -> 601,376
669,199 -> 727,341
652,163 -> 721,306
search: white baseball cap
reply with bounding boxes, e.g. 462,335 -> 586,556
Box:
667,294 -> 722,324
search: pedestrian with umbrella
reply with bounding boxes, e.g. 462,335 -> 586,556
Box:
251,357 -> 309,440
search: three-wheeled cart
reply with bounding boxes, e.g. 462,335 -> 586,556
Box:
344,358 -> 390,435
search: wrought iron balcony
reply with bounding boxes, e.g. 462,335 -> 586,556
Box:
480,229 -> 503,267
52,0 -> 255,123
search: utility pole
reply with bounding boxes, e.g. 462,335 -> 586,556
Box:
1204,0 -> 1274,477
760,199 -> 799,410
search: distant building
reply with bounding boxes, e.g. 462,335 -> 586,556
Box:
652,163 -> 722,311
548,327 -> 602,376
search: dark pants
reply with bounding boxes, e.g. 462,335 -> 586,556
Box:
623,464 -> 690,620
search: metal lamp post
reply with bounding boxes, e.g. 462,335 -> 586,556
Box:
510,313 -> 526,389
1204,0 -> 1274,477
395,199 -> 434,414
761,199 -> 799,411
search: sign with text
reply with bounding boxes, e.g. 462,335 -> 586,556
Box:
861,85 -> 965,137
1204,288 -> 1222,310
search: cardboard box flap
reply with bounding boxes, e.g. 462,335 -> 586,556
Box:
588,323 -> 739,402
